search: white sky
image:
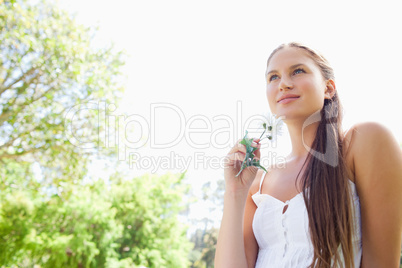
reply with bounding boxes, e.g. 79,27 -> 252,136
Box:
59,0 -> 402,228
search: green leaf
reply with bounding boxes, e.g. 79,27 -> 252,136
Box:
235,130 -> 265,177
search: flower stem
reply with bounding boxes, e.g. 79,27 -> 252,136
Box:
259,128 -> 266,140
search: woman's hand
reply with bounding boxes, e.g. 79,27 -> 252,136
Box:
223,137 -> 262,195
215,137 -> 262,268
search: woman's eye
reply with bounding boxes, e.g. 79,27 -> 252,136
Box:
293,68 -> 305,75
269,74 -> 279,82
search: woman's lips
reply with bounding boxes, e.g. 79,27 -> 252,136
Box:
278,96 -> 300,104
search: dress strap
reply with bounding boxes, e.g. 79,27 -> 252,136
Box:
258,170 -> 267,194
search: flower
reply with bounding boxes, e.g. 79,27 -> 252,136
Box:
235,113 -> 284,177
259,113 -> 284,142
235,130 -> 267,177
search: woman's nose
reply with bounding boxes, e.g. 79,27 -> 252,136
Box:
279,75 -> 293,91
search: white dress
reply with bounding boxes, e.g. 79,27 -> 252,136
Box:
252,171 -> 362,268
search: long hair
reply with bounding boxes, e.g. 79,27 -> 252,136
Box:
267,42 -> 356,268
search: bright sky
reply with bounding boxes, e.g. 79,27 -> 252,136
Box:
59,0 -> 402,229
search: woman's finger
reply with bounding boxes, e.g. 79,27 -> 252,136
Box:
224,152 -> 246,168
228,141 -> 246,155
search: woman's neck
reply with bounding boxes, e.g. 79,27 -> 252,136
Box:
285,119 -> 319,161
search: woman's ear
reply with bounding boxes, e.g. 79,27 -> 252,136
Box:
324,79 -> 336,99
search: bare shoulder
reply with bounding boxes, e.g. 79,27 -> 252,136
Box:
345,121 -> 396,143
344,121 -> 398,159
249,169 -> 264,195
346,121 -> 401,167
249,167 -> 270,196
345,121 -> 401,178
345,121 -> 402,265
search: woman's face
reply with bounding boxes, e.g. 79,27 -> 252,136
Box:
266,47 -> 331,122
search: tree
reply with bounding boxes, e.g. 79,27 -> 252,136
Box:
0,0 -> 125,182
188,179 -> 224,268
189,227 -> 218,268
0,0 -> 193,267
0,170 -> 192,267
110,172 -> 192,267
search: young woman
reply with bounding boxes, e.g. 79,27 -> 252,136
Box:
215,42 -> 402,268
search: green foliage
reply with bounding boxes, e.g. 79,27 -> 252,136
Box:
0,0 -> 125,183
0,169 -> 192,267
235,130 -> 267,177
189,228 -> 218,268
110,172 -> 192,267
0,1 -> 194,267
